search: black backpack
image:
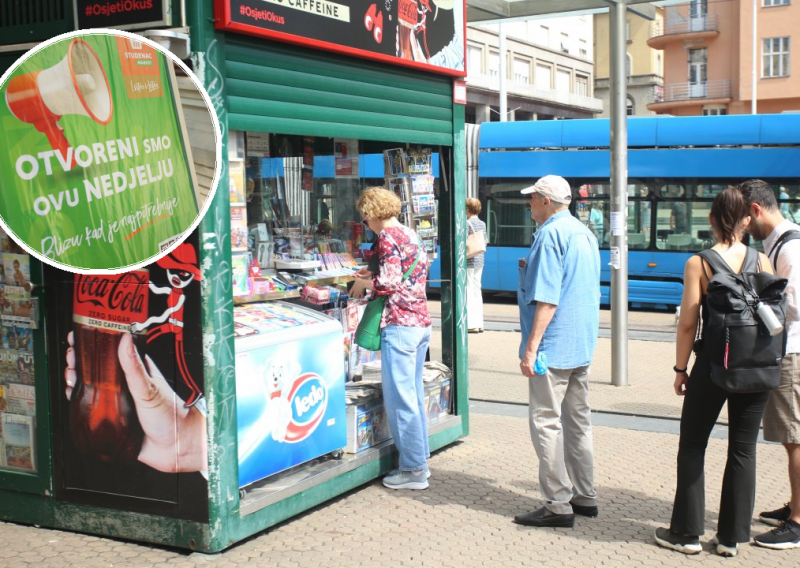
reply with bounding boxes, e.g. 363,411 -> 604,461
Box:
697,247 -> 788,393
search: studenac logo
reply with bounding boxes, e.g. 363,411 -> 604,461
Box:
285,373 -> 328,443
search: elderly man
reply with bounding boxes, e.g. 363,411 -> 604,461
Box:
513,175 -> 601,528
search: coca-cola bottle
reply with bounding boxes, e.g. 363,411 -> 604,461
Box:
69,271 -> 149,463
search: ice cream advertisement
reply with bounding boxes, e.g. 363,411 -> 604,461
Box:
0,31 -> 204,272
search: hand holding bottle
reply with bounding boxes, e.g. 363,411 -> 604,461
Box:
65,331 -> 207,473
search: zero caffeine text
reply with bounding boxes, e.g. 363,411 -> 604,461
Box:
14,135 -> 172,181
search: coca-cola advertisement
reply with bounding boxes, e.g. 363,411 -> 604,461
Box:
216,0 -> 466,76
47,233 -> 208,522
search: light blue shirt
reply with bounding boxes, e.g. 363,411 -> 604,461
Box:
518,209 -> 601,369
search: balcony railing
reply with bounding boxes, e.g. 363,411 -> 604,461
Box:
649,14 -> 719,39
648,80 -> 731,104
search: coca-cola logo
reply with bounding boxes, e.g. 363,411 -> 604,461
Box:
75,272 -> 148,314
398,0 -> 419,25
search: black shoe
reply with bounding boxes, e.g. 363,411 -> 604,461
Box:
654,527 -> 701,554
570,501 -> 599,518
754,519 -> 800,550
759,503 -> 792,527
513,507 -> 575,528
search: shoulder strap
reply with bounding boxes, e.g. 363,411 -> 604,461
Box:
401,233 -> 422,281
696,249 -> 732,276
742,246 -> 759,273
467,219 -> 475,235
697,247 -> 758,276
768,229 -> 800,272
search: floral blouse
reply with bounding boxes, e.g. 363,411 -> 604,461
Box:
371,224 -> 431,328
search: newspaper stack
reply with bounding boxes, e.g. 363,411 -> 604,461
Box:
359,360 -> 382,384
345,382 -> 381,405
423,361 -> 452,383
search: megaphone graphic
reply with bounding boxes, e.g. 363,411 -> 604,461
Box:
5,39 -> 112,170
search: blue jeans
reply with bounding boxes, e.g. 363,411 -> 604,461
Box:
380,324 -> 432,471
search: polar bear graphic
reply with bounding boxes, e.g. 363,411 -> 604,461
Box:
263,360 -> 300,443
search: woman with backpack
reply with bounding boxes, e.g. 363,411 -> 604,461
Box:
655,187 -> 776,557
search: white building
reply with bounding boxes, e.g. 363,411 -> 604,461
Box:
466,16 -> 603,123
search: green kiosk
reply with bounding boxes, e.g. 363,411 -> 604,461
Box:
0,0 -> 469,553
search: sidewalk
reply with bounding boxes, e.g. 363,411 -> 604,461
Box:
0,411 -> 796,567
0,304 -> 793,565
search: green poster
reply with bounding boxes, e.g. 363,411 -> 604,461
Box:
0,32 -> 200,271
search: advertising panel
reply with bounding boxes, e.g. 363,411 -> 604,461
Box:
75,0 -> 172,31
48,235 -> 208,521
0,32 -> 201,272
215,0 -> 466,77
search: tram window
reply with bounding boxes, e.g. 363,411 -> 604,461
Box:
777,184 -> 800,223
481,180 -> 538,247
654,200 -> 714,252
628,200 -> 652,250
573,199 -> 609,245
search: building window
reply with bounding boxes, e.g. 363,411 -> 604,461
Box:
536,63 -> 552,89
540,25 -> 550,48
488,51 -> 500,78
690,0 -> 708,17
703,106 -> 728,115
579,39 -> 588,59
763,37 -> 790,77
688,48 -> 708,95
556,68 -> 571,93
626,53 -> 632,77
467,45 -> 483,76
575,74 -> 589,96
626,22 -> 631,42
627,97 -> 635,116
513,58 -> 530,83
764,0 -> 790,6
561,32 -> 570,54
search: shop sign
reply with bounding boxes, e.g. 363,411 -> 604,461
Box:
74,0 -> 171,31
215,0 -> 466,77
453,78 -> 466,104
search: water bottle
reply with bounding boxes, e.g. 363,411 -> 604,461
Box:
755,302 -> 784,336
533,352 -> 549,376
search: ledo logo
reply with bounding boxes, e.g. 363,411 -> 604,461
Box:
284,373 -> 328,443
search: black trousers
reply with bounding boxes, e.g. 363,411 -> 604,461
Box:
669,353 -> 770,543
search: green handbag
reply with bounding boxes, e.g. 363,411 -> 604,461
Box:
354,236 -> 422,351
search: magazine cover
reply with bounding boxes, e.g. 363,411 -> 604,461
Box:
0,228 -> 10,253
231,254 -> 252,297
0,349 -> 33,385
231,207 -> 248,252
5,383 -> 35,416
3,254 -> 30,288
229,160 -> 246,204
2,412 -> 34,471
1,320 -> 32,351
0,385 -> 7,411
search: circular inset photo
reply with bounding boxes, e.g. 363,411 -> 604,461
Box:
0,30 -> 221,273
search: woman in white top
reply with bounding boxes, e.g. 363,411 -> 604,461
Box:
466,197 -> 487,333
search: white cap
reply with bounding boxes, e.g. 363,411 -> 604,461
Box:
520,175 -> 572,204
